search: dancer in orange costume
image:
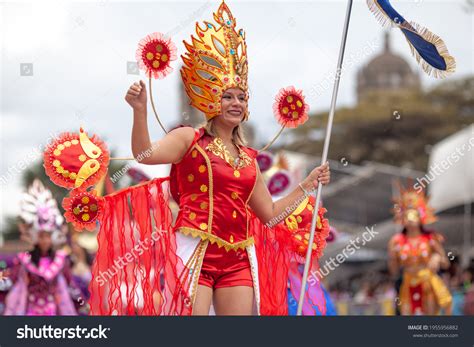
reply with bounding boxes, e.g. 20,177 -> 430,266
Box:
388,184 -> 452,315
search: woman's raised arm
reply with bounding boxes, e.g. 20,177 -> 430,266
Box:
125,80 -> 196,165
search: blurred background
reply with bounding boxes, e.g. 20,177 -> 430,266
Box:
0,0 -> 473,315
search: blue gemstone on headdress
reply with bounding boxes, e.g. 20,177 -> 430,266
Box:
230,49 -> 235,55
239,29 -> 244,36
226,20 -> 232,26
207,23 -> 212,29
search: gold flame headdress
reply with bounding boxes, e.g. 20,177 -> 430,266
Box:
392,181 -> 437,225
181,1 -> 249,121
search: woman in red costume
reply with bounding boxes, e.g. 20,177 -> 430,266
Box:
36,1 -> 334,316
126,2 -> 330,315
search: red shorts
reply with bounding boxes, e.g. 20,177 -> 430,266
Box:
198,242 -> 253,289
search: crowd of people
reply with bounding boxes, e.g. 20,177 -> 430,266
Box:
329,264 -> 474,315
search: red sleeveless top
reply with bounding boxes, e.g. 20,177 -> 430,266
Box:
170,127 -> 258,251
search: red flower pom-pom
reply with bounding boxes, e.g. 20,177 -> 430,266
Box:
273,86 -> 309,128
285,196 -> 330,259
136,32 -> 177,79
62,189 -> 104,232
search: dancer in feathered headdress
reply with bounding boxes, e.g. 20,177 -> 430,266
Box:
3,180 -> 77,315
388,182 -> 452,315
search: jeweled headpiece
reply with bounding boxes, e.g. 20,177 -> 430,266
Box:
181,1 -> 249,121
392,182 -> 437,225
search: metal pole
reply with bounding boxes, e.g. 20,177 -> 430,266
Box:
297,0 -> 354,315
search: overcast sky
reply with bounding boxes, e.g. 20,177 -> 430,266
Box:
1,0 -> 473,227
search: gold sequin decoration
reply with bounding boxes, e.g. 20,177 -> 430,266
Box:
296,216 -> 303,223
71,139 -> 79,145
232,210 -> 237,218
188,174 -> 194,182
200,184 -> 208,193
82,214 -> 90,222
205,137 -> 253,170
64,141 -> 71,147
234,170 -> 240,178
200,202 -> 208,210
190,194 -> 198,201
189,212 -> 196,220
229,235 -> 234,243
199,223 -> 207,230
199,165 -> 206,173
231,191 -> 238,200
53,160 -> 60,167
191,150 -> 198,158
53,149 -> 61,156
82,196 -> 90,204
79,154 -> 87,162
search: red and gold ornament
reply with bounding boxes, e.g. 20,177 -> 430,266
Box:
62,189 -> 104,232
43,128 -> 109,190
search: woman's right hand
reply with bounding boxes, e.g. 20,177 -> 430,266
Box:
125,80 -> 147,110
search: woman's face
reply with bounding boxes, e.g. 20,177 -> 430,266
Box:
403,209 -> 421,229
219,88 -> 247,127
37,231 -> 52,253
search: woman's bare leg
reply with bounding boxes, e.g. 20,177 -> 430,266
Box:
192,285 -> 213,315
213,286 -> 254,315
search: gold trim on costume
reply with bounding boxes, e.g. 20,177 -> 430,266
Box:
190,240 -> 208,310
400,268 -> 452,314
195,144 -> 213,233
178,227 -> 254,252
245,158 -> 258,239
